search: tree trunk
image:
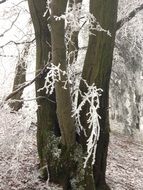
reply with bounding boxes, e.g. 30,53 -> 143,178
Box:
28,0 -> 118,189
79,0 -> 118,189
28,0 -> 57,176
9,43 -> 30,111
49,1 -> 97,189
50,0 -> 75,147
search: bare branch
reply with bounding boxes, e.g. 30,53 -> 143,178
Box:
0,0 -> 6,4
0,38 -> 35,48
5,63 -> 49,101
0,54 -> 17,57
116,3 -> 143,31
0,11 -> 21,38
5,96 -> 56,104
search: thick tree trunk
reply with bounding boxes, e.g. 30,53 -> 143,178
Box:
28,0 -> 118,189
28,0 -> 57,175
49,1 -> 97,189
49,1 -> 80,189
50,0 -> 75,147
79,0 -> 118,189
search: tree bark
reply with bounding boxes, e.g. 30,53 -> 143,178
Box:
28,0 -> 119,189
50,0 -> 75,147
28,0 -> 57,175
49,1 -> 79,188
79,0 -> 118,189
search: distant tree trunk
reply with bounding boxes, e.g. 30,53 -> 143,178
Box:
28,0 -> 57,177
79,0 -> 118,189
9,43 -> 30,111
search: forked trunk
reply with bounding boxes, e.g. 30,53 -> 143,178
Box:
28,0 -> 118,189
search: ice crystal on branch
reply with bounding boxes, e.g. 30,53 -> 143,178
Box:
72,80 -> 103,167
39,63 -> 68,95
42,63 -> 102,168
45,1 -> 111,44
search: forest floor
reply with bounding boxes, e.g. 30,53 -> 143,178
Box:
0,110 -> 143,190
107,132 -> 143,190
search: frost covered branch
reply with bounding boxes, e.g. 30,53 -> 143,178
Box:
42,62 -> 102,167
39,63 -> 67,95
72,80 -> 102,167
41,62 -> 102,168
4,63 -> 49,101
116,3 -> 143,30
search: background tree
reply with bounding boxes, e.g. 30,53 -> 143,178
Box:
110,0 -> 143,135
9,42 -> 30,111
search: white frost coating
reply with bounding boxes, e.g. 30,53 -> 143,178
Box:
72,80 -> 102,167
42,0 -> 106,168
45,1 -> 111,43
42,63 -> 102,168
38,63 -> 67,95
44,0 -> 52,16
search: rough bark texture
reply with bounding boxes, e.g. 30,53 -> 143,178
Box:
28,0 -> 118,189
50,0 -> 75,146
49,1 -> 82,189
28,0 -> 57,172
79,0 -> 118,189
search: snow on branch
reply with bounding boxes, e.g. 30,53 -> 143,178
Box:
38,63 -> 67,95
64,2 -> 111,40
72,80 -> 103,167
116,3 -> 143,31
41,63 -> 102,168
45,1 -> 111,43
43,0 -> 105,168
